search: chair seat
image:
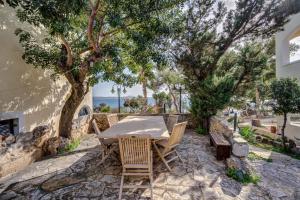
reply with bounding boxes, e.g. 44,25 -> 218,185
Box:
155,139 -> 168,147
123,164 -> 149,169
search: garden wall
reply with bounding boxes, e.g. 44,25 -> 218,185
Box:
92,113 -> 196,131
0,115 -> 92,178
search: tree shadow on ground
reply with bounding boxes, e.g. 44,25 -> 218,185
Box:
0,131 -> 254,199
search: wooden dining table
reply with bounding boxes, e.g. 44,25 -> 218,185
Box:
99,115 -> 170,140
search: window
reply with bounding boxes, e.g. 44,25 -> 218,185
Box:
289,35 -> 300,63
78,106 -> 91,117
0,118 -> 18,135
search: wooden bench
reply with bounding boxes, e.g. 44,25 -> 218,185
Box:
209,133 -> 231,160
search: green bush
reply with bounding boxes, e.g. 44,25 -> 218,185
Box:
100,105 -> 111,113
196,126 -> 207,135
239,126 -> 255,143
58,139 -> 80,154
226,168 -> 261,185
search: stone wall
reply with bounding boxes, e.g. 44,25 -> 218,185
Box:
0,126 -> 49,178
92,113 -> 196,132
0,115 -> 93,178
71,115 -> 93,139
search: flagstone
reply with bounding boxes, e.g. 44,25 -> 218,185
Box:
0,130 -> 300,199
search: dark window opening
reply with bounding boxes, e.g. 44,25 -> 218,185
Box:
78,106 -> 91,117
0,118 -> 18,136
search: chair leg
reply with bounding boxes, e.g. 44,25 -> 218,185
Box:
119,174 -> 124,200
175,150 -> 183,163
149,174 -> 153,200
153,142 -> 172,172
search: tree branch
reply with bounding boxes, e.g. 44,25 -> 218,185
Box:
88,0 -> 100,52
59,35 -> 73,66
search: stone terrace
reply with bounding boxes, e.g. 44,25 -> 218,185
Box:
0,130 -> 300,200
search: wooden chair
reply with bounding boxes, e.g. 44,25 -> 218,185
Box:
118,135 -> 153,200
153,121 -> 187,171
92,119 -> 117,162
166,115 -> 179,133
107,114 -> 119,127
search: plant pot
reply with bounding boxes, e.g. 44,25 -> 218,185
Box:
270,126 -> 277,134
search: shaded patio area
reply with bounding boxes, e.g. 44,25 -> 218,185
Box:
1,130 -> 300,200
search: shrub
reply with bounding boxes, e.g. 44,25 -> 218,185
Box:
196,126 -> 207,135
58,139 -> 80,154
100,105 -> 111,113
226,168 -> 261,185
239,126 -> 255,143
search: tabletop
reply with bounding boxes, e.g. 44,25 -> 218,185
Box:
99,115 -> 170,140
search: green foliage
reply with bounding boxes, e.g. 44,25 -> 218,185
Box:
240,127 -> 300,160
152,92 -> 170,107
165,0 -> 294,130
270,78 -> 300,115
123,96 -> 146,113
226,168 -> 261,185
58,139 -> 80,154
100,105 -> 111,113
195,126 -> 207,135
239,127 -> 255,141
248,152 -> 273,162
5,0 -> 183,137
270,78 -> 300,147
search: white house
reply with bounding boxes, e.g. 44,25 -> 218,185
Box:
0,7 -> 93,137
276,12 -> 300,140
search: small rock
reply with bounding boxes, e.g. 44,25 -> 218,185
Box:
252,119 -> 261,127
5,135 -> 16,145
32,125 -> 50,148
226,156 -> 242,169
255,135 -> 262,142
1,190 -> 18,200
42,137 -> 60,156
58,137 -> 70,151
261,137 -> 269,144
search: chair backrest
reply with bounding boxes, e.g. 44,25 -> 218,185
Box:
167,121 -> 187,148
166,115 -> 179,133
92,119 -> 101,134
118,135 -> 151,167
107,114 -> 119,127
92,119 -> 105,144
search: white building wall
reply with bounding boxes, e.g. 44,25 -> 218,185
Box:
0,6 -> 92,137
276,12 -> 300,140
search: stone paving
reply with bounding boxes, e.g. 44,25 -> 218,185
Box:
0,130 -> 300,200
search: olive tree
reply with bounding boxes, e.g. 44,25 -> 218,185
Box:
3,0 -> 181,138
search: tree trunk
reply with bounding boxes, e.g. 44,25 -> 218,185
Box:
140,69 -> 148,113
281,113 -> 288,149
255,86 -> 261,118
198,116 -> 210,134
142,77 -> 148,112
59,85 -> 86,138
167,85 -> 179,113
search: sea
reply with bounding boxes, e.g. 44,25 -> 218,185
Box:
93,97 -> 155,108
